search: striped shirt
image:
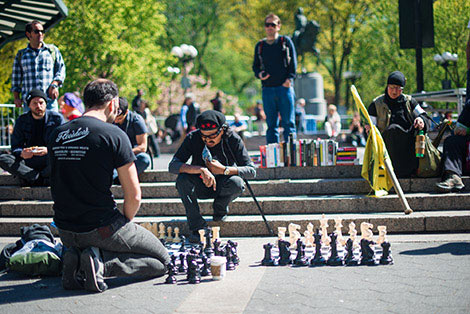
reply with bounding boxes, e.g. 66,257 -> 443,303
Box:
11,42 -> 66,106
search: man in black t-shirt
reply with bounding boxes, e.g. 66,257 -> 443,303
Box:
0,89 -> 64,186
49,79 -> 169,293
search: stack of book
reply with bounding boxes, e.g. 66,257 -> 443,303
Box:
335,147 -> 358,166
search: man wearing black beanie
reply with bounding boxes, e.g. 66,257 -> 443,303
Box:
169,110 -> 256,241
366,71 -> 430,177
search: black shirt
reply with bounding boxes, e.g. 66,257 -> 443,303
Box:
49,116 -> 136,232
31,117 -> 46,147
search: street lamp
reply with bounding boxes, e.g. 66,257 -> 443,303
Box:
167,66 -> 180,107
171,44 -> 198,93
342,71 -> 362,108
433,52 -> 458,90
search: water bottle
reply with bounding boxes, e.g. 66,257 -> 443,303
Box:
415,130 -> 425,158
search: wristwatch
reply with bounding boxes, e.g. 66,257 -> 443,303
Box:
224,167 -> 230,175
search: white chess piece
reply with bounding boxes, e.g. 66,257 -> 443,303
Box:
377,226 -> 387,245
151,223 -> 158,237
320,214 -> 330,246
348,222 -> 358,248
307,222 -> 314,235
198,229 -> 206,248
158,223 -> 166,240
174,227 -> 181,243
141,222 -> 150,231
304,229 -> 314,247
278,227 -> 287,241
166,226 -> 173,242
288,223 -> 301,248
211,226 -> 220,244
360,222 -> 374,241
334,218 -> 345,246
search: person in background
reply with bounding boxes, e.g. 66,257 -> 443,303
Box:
211,91 -> 223,112
253,100 -> 266,136
295,98 -> 307,134
324,104 -> 341,138
349,112 -> 366,147
132,89 -> 145,117
230,113 -> 248,141
180,93 -> 200,134
59,92 -> 84,121
144,102 -> 160,158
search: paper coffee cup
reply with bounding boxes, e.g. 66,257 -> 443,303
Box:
210,256 -> 227,280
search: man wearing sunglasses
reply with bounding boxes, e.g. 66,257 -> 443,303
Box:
253,13 -> 297,144
169,110 -> 256,242
11,20 -> 66,112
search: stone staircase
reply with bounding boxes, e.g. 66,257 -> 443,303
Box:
1,166 -> 470,237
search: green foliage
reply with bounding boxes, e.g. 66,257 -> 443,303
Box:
0,40 -> 28,103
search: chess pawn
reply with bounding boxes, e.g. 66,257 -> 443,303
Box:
334,218 -> 346,246
377,226 -> 387,245
178,253 -> 187,273
327,232 -> 343,266
158,223 -> 166,240
166,226 -> 174,243
360,222 -> 374,241
198,229 -> 205,247
174,227 -> 181,243
304,229 -> 314,247
165,261 -> 177,284
211,226 -> 220,244
379,241 -> 394,265
261,243 -> 277,266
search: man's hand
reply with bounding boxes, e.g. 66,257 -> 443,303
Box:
21,148 -> 34,159
48,85 -> 59,100
205,159 -> 225,175
32,146 -> 48,156
282,79 -> 292,88
413,117 -> 425,130
200,167 -> 216,190
14,98 -> 22,108
259,71 -> 270,81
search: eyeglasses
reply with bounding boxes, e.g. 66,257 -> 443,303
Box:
387,85 -> 403,91
32,29 -> 45,34
265,22 -> 278,28
200,128 -> 222,140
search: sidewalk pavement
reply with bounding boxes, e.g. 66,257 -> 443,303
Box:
0,234 -> 469,314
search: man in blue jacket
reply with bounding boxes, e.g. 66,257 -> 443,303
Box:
0,89 -> 64,186
253,13 -> 297,144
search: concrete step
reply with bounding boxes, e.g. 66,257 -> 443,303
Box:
0,210 -> 469,236
2,192 -> 470,217
3,177 -> 470,201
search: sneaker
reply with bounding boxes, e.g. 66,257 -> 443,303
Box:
62,247 -> 84,290
436,172 -> 465,192
80,247 -> 107,293
212,214 -> 228,222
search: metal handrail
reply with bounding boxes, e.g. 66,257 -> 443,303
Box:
0,104 -> 21,151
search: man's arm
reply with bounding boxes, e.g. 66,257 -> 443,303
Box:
133,133 -> 148,154
286,36 -> 297,80
252,42 -> 262,79
117,162 -> 141,221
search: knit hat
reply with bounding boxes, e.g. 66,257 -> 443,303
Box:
196,110 -> 226,130
387,71 -> 406,87
63,92 -> 84,113
26,89 -> 47,106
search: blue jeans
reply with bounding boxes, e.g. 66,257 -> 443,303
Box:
113,152 -> 150,179
262,85 -> 296,144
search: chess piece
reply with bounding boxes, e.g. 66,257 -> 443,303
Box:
327,232 -> 343,266
310,229 -> 326,266
360,222 -> 374,241
320,214 -> 331,246
293,238 -> 308,266
203,228 -> 214,258
141,222 -> 150,231
277,239 -> 292,266
201,255 -> 211,276
198,229 -> 205,247
304,229 -> 314,247
227,240 -> 240,265
167,226 -> 173,243
360,238 -> 377,266
288,223 -> 301,248
278,227 -> 287,242
261,243 -> 277,266
186,252 -> 201,284
377,226 -> 387,245
225,245 -> 235,270
174,227 -> 181,243
344,238 -> 359,266
178,253 -> 187,273
380,241 -> 394,265
179,236 -> 186,252
151,223 -> 158,237
213,238 -> 222,256
165,258 -> 177,284
211,226 -> 220,244
334,218 -> 346,246
158,223 -> 166,240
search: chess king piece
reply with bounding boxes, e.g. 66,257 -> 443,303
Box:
380,241 -> 394,265
167,226 -> 174,242
227,240 -> 240,265
203,228 -> 214,258
377,226 -> 387,245
334,218 -> 346,246
211,226 -> 220,244
294,238 -> 308,266
277,239 -> 292,266
278,227 -> 287,242
261,243 -> 277,266
327,232 -> 343,266
310,229 -> 326,266
360,238 -> 377,266
360,222 -> 374,241
320,214 -> 331,246
158,223 -> 166,240
288,223 -> 301,248
344,238 -> 359,266
174,227 -> 181,243
178,253 -> 187,273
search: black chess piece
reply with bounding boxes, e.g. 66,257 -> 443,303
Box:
294,238 -> 308,266
344,238 -> 359,266
278,239 -> 292,266
227,240 -> 240,265
310,229 -> 326,266
165,259 -> 177,284
327,232 -> 343,266
379,241 -> 393,265
203,228 -> 214,258
178,253 -> 187,273
186,252 -> 201,284
225,244 -> 236,270
200,255 -> 211,276
179,236 -> 186,252
213,239 -> 222,256
360,238 -> 377,266
261,243 -> 277,266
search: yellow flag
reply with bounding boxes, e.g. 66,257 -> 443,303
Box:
350,85 -> 393,197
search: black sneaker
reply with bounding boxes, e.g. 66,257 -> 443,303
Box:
62,247 -> 84,290
213,214 -> 227,222
80,247 -> 107,293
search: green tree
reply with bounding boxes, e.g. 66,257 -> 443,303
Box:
0,40 -> 27,103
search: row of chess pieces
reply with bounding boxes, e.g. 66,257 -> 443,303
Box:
165,228 -> 239,284
139,222 -> 221,245
262,216 -> 393,267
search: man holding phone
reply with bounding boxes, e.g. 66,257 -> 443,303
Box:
252,13 -> 298,144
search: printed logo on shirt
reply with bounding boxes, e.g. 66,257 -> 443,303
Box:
55,127 -> 90,144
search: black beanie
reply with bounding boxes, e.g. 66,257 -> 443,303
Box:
196,110 -> 226,130
387,71 -> 406,87
26,89 -> 47,106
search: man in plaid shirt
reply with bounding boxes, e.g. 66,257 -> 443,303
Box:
11,20 -> 66,112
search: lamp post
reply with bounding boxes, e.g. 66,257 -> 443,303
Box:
433,52 -> 458,90
171,44 -> 198,93
342,71 -> 362,108
167,66 -> 180,108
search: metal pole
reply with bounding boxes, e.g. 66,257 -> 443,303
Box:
414,0 -> 424,92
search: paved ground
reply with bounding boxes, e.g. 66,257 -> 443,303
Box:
0,234 -> 469,313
